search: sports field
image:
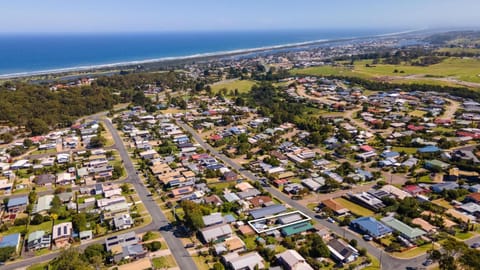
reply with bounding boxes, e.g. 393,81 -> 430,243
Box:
210,79 -> 257,95
291,57 -> 480,87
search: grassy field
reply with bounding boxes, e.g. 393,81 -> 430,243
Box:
210,79 -> 256,95
334,197 -> 375,217
151,255 -> 177,269
392,147 -> 418,155
291,57 -> 480,87
437,47 -> 480,54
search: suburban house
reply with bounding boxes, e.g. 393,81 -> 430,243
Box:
214,236 -> 246,255
7,196 -> 28,213
202,212 -> 224,227
380,216 -> 426,241
350,217 -> 393,239
113,213 -> 134,230
105,231 -> 139,251
222,251 -> 265,270
52,222 -> 73,248
276,249 -> 314,270
33,195 -> 54,214
0,233 -> 21,254
249,204 -> 287,219
321,199 -> 349,216
105,231 -> 145,262
348,192 -> 385,212
56,172 -> 76,185
200,224 -> 233,243
327,238 -> 359,264
27,231 -> 51,251
35,174 -> 55,186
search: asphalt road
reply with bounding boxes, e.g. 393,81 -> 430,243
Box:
177,120 -> 446,270
99,118 -> 198,270
4,117 -> 197,270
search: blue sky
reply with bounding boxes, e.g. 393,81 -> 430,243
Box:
1,0 -> 480,33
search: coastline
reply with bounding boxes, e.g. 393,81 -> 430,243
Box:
0,29 -> 424,80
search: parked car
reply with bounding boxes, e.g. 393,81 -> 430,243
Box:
184,243 -> 195,248
327,217 -> 336,223
471,242 -> 480,248
422,259 -> 433,266
363,234 -> 373,241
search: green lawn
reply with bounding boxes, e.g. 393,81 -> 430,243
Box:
151,255 -> 177,269
30,148 -> 57,155
363,255 -> 381,270
334,197 -> 375,217
392,147 -> 418,155
243,236 -> 257,250
454,227 -> 474,240
210,80 -> 257,95
432,198 -> 453,209
27,262 -> 48,270
392,244 -> 434,259
417,175 -> 434,183
433,126 -> 454,133
207,181 -> 235,191
409,110 -> 427,117
191,255 -> 212,270
28,220 -> 53,234
1,223 -> 27,237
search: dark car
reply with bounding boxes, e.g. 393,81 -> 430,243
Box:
184,243 -> 195,248
471,242 -> 480,248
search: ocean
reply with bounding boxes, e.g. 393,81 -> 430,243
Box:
0,29 -> 401,77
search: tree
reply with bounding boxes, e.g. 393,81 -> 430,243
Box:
72,213 -> 88,232
31,213 -> 45,225
23,139 -> 33,148
112,165 -> 124,179
439,255 -> 457,270
132,91 -> 148,106
83,244 -> 106,263
180,200 -> 205,230
142,231 -> 155,242
89,136 -> 106,148
0,246 -> 15,262
459,249 -> 480,270
49,248 -> 92,270
212,262 -> 225,270
28,190 -> 37,204
144,241 -> 162,251
27,118 -> 49,135
307,234 -> 330,258
121,183 -> 130,194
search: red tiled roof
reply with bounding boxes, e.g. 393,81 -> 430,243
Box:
360,145 -> 374,152
407,124 -> 425,131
